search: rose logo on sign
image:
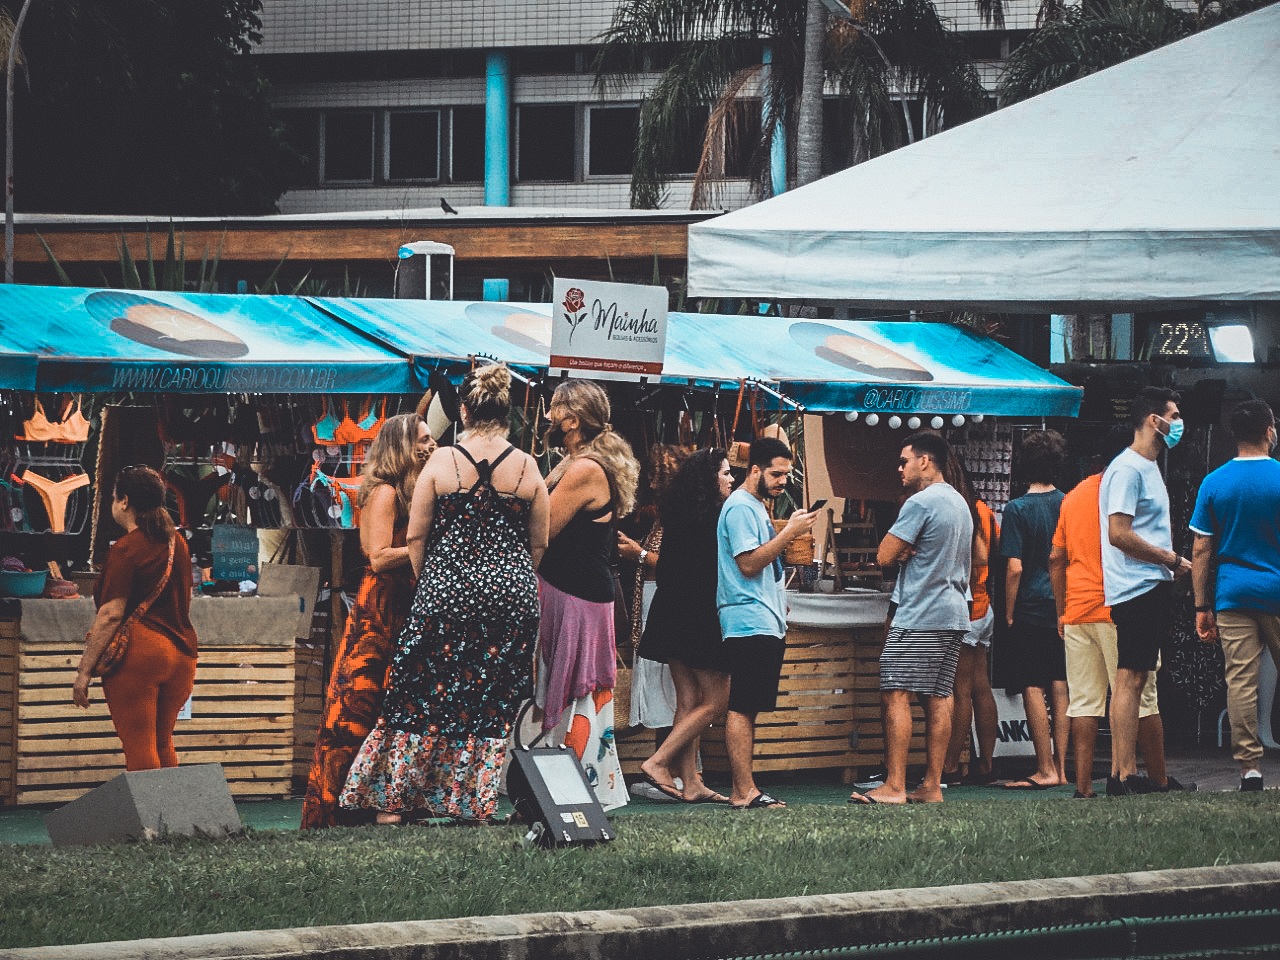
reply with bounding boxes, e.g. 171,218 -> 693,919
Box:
562,287 -> 587,343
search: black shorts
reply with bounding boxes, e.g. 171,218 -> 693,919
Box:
1111,580 -> 1174,673
724,634 -> 786,715
1008,621 -> 1068,690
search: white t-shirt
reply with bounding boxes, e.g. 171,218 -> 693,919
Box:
1099,447 -> 1173,606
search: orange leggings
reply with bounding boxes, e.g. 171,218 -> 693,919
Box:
101,626 -> 197,771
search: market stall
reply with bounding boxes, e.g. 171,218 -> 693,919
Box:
312,294 -> 1082,781
0,284 -> 414,804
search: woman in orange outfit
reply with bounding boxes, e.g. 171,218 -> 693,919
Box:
301,413 -> 433,828
73,466 -> 198,771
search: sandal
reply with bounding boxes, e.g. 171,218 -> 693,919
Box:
733,791 -> 786,810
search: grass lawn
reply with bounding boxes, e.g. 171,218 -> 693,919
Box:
1,790 -> 1277,949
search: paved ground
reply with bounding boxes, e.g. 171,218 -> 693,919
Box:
0,743 -> 1273,846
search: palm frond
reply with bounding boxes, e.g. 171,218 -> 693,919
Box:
691,63 -> 764,209
999,0 -> 1195,104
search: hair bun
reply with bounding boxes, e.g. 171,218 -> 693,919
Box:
469,363 -> 511,406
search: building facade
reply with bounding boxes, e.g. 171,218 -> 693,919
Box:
255,0 -> 1040,215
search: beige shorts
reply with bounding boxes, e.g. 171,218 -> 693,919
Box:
1063,621 -> 1159,719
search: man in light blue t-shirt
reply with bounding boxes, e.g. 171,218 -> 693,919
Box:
1099,386 -> 1193,797
716,436 -> 818,810
1191,398 -> 1280,791
852,431 -> 971,807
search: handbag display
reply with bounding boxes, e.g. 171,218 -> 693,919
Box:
90,536 -> 176,678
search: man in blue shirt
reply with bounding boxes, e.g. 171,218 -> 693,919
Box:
717,437 -> 818,810
1191,398 -> 1280,792
1100,386 -> 1193,796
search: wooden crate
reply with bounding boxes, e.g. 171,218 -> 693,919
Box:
0,631 -> 16,805
293,641 -> 327,787
5,638 -> 293,805
700,624 -> 927,779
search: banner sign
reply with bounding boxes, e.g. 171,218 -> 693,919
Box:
550,279 -> 667,381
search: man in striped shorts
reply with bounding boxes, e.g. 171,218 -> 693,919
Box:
853,432 -> 973,805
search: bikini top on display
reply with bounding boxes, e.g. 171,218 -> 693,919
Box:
18,396 -> 91,444
312,398 -> 385,447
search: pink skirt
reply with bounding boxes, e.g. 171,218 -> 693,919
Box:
535,576 -> 616,731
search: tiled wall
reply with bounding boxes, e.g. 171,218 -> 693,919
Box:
277,179 -> 758,214
258,0 -> 626,53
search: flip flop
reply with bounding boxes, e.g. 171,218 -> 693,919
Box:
641,772 -> 685,803
733,791 -> 786,810
1003,778 -> 1054,790
848,792 -> 882,805
685,791 -> 732,805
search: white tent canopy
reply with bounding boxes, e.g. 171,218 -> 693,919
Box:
687,4 -> 1280,310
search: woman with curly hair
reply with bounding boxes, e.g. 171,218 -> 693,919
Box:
341,364 -> 549,824
301,412 -> 433,829
635,448 -> 734,803
536,379 -> 640,809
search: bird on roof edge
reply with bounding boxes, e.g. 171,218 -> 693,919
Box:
440,198 -> 459,215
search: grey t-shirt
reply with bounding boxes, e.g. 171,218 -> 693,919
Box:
888,481 -> 973,631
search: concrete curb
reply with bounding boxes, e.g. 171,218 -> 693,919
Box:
5,861 -> 1279,960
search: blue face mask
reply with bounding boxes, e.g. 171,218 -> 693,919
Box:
1157,414 -> 1184,449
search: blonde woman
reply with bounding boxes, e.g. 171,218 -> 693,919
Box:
341,365 -> 549,824
302,412 -> 432,829
536,379 -> 640,810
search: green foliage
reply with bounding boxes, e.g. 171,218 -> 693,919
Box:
595,0 -> 983,208
3,0 -> 302,216
0,792 -> 1277,948
998,0 -> 1275,104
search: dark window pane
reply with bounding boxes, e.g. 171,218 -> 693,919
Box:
517,105 -> 575,182
588,107 -> 638,176
389,110 -> 439,180
324,111 -> 374,181
668,105 -> 709,174
725,100 -> 761,178
451,106 -> 485,182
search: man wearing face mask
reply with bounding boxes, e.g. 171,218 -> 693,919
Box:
1190,399 -> 1280,792
1099,386 -> 1193,796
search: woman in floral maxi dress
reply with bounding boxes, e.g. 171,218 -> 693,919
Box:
341,365 -> 549,823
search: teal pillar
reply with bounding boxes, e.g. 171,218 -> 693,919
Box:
762,46 -> 787,196
485,51 -> 511,206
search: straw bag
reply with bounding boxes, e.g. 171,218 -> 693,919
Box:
90,537 -> 176,678
774,519 -> 816,566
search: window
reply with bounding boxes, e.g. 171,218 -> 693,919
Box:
387,110 -> 440,181
323,111 -> 375,182
451,107 -> 486,183
517,105 -> 576,182
668,105 -> 709,175
587,106 -> 638,176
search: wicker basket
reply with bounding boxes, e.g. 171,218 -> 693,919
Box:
773,520 -> 816,566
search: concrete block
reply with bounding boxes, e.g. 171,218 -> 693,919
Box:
44,763 -> 243,847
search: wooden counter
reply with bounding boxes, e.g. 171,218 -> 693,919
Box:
619,590 -> 932,783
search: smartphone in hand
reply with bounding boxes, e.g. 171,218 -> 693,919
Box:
809,499 -> 828,512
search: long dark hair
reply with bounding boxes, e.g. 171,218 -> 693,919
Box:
115,465 -> 175,543
659,448 -> 728,530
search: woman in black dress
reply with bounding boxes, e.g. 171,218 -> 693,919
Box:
636,448 -> 734,803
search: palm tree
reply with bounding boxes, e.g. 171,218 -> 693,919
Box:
998,0 -> 1272,104
595,0 -> 985,208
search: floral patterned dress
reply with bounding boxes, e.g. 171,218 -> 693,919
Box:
340,446 -> 539,820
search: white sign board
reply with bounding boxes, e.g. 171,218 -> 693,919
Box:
550,278 -> 667,381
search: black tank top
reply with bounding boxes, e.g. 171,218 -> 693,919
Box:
539,498 -> 615,603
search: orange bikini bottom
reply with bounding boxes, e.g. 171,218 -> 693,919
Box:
22,471 -> 90,534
